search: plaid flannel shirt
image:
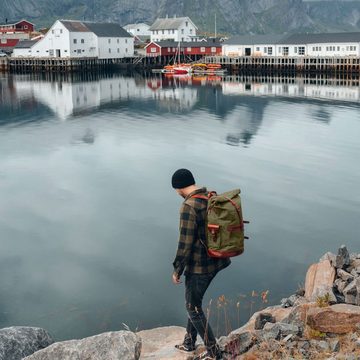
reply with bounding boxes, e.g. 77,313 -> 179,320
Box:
173,187 -> 231,276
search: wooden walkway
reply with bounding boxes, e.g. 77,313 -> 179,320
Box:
205,55 -> 360,74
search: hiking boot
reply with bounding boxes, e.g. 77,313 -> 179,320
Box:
175,343 -> 196,352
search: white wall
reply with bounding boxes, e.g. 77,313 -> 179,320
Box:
150,18 -> 197,42
97,36 -> 134,59
124,23 -> 150,37
69,31 -> 97,58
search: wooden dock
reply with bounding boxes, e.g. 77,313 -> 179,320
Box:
0,57 -> 8,72
3,57 -> 140,73
205,55 -> 360,74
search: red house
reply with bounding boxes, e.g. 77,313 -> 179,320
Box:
145,40 -> 222,61
0,20 -> 34,34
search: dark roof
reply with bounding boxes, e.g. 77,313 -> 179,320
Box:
60,20 -> 90,32
84,22 -> 132,37
280,32 -> 360,44
224,34 -> 287,45
149,17 -> 197,31
14,40 -> 38,48
148,40 -> 222,48
60,20 -> 132,37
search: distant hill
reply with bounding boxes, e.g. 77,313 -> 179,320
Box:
1,0 -> 360,35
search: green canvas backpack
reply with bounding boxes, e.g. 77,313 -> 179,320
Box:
192,189 -> 249,258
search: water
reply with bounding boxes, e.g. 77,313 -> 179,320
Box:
0,72 -> 359,341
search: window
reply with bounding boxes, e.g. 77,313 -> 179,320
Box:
150,47 -> 157,53
299,46 -> 305,55
187,47 -> 191,52
267,47 -> 272,55
294,47 -> 298,54
117,39 -> 119,44
77,49 -> 81,54
264,47 -> 267,54
211,47 -> 216,53
337,46 -> 340,51
24,25 -> 28,29
81,39 -> 84,44
108,39 -> 111,44
186,21 -> 188,27
312,46 -> 315,51
162,30 -> 164,34
283,47 -> 289,56
109,48 -> 111,53
168,47 -> 171,52
256,47 -> 260,51
190,29 -> 193,34
182,37 -> 184,41
0,38 -> 6,44
126,48 -> 128,53
117,48 -> 119,53
52,30 -> 54,34
172,47 -> 176,51
172,29 -> 175,34
278,47 -> 282,53
168,30 -> 171,34
73,39 -> 77,44
49,49 -> 54,56
60,29 -> 63,34
200,47 -> 205,52
125,39 -> 128,44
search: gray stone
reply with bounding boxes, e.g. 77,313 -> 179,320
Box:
336,245 -> 350,269
261,322 -> 280,341
329,339 -> 340,352
0,326 -> 54,360
24,331 -> 141,360
334,278 -> 348,293
254,312 -> 276,330
320,252 -> 337,266
355,339 -> 360,348
343,280 -> 358,305
344,355 -> 356,360
337,269 -> 354,283
351,269 -> 359,278
262,322 -> 299,341
218,331 -> 255,356
282,334 -> 293,342
334,292 -> 346,304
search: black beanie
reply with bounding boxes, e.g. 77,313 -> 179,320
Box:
171,169 -> 195,189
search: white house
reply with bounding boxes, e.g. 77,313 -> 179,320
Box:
124,23 -> 151,37
222,35 -> 287,57
149,16 -> 198,43
12,20 -> 134,59
222,32 -> 360,58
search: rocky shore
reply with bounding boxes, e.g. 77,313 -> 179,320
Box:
1,246 -> 360,360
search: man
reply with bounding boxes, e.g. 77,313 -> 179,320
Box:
171,168 -> 231,360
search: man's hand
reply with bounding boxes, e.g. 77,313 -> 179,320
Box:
172,272 -> 182,285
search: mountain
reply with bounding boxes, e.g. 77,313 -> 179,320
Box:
1,0 -> 360,35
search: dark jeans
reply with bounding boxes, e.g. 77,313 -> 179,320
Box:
184,272 -> 218,355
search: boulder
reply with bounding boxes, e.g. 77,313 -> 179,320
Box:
311,284 -> 337,304
334,278 -> 348,293
218,331 -> 256,356
0,326 -> 54,360
319,252 -> 336,266
24,331 -> 141,360
337,269 -> 354,283
261,322 -> 299,341
335,245 -> 350,269
254,313 -> 276,330
304,260 -> 336,301
137,326 -> 190,360
343,280 -> 358,305
229,305 -> 291,334
306,304 -> 360,334
282,303 -> 317,335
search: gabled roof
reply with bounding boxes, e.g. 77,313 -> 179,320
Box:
149,17 -> 197,31
124,23 -> 150,28
59,20 -> 132,37
146,40 -> 221,48
280,32 -> 360,44
14,40 -> 39,49
224,34 -> 287,45
60,20 -> 91,32
84,22 -> 132,37
0,19 -> 35,26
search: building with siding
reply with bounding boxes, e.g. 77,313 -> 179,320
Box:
0,20 -> 34,52
12,20 -> 134,59
222,32 -> 360,58
149,17 -> 198,43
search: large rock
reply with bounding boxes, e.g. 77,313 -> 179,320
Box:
218,331 -> 256,356
336,245 -> 350,269
138,326 -> 190,360
281,302 -> 317,335
0,326 -> 54,360
24,331 -> 141,360
343,280 -> 358,305
304,260 -> 336,301
307,304 -> 360,334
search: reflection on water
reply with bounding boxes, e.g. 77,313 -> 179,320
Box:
0,72 -> 359,341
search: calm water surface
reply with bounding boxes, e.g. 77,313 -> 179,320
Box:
0,72 -> 359,340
